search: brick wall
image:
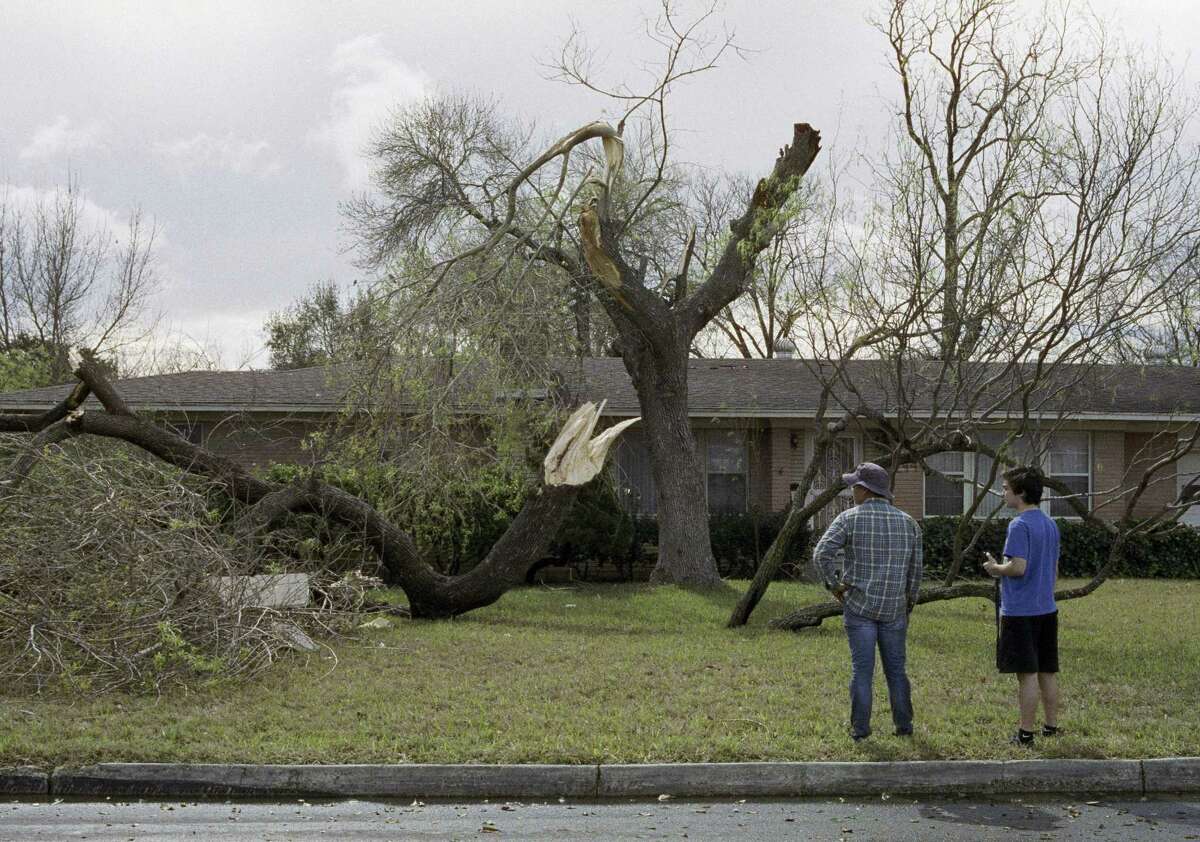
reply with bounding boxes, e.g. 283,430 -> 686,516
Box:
201,413 -> 322,468
1124,432 -> 1178,519
1091,430 -> 1125,521
767,424 -> 805,511
858,432 -> 923,519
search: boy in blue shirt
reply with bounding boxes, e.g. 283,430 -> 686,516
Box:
982,466 -> 1061,746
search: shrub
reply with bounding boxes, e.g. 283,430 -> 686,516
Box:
263,459 -> 530,576
921,515 -> 1200,579
550,478 -> 635,566
623,511 -> 811,580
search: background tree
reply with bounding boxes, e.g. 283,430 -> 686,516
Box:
0,179 -> 158,385
264,280 -> 351,370
347,6 -> 821,585
692,169 -> 847,359
1114,284 -> 1200,366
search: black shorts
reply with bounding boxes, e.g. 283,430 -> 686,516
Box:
997,610 -> 1059,674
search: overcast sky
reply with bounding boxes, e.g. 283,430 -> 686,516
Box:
2,0 -> 1197,368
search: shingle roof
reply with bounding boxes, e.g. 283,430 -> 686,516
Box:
2,358 -> 1198,418
571,358 -> 1200,418
0,366 -> 351,412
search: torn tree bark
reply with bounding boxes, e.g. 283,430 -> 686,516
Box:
1,361 -> 638,620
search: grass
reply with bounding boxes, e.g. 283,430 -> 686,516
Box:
1,579 -> 1197,766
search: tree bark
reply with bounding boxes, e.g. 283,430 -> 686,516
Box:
633,350 -> 721,586
770,581 -> 995,630
770,533 -> 1130,632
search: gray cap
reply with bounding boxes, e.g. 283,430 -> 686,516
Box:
841,462 -> 893,500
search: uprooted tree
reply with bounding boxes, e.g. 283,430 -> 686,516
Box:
345,5 -> 821,585
727,0 -> 1200,628
0,359 -> 638,619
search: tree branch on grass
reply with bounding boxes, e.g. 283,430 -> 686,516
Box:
3,360 -> 638,620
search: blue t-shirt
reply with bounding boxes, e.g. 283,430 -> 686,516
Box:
1000,509 -> 1060,617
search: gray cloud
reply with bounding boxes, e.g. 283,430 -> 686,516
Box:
19,115 -> 105,161
155,133 -> 282,178
310,34 -> 432,191
1,0 -> 1194,369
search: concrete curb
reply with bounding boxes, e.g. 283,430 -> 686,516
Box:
0,767 -> 49,796
23,758 -> 1198,800
1143,757 -> 1200,793
51,764 -> 598,799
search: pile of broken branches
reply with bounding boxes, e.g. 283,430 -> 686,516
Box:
0,435 -> 374,693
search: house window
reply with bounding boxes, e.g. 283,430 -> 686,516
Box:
612,428 -> 750,515
924,450 -> 966,516
970,431 -> 1024,519
1044,432 -> 1091,517
614,429 -> 657,516
705,430 -> 748,514
923,430 -> 1092,518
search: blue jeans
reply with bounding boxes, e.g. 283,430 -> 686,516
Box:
843,610 -> 913,738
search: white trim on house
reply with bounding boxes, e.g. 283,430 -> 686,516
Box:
4,402 -> 1197,423
1179,448 -> 1200,528
597,410 -> 1200,422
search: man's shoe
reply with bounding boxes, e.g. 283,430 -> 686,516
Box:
851,733 -> 870,742
894,728 -> 913,737
1041,725 -> 1061,737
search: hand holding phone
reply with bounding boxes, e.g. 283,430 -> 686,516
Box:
982,552 -> 1000,578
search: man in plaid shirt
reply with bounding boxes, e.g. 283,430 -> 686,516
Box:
814,462 -> 923,741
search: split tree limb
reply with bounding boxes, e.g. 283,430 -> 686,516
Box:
682,123 -> 823,336
0,380 -> 90,433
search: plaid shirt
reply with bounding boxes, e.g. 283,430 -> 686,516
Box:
813,498 -> 923,622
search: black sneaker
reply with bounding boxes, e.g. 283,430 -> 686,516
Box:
851,733 -> 870,742
1010,730 -> 1035,746
894,728 -> 913,737
1042,725 -> 1061,737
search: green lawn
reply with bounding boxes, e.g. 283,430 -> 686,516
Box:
1,579 -> 1197,766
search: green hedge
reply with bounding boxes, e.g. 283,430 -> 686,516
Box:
248,462 -> 1200,581
261,462 -> 637,577
258,461 -> 811,580
626,512 -> 811,580
921,516 -> 1200,579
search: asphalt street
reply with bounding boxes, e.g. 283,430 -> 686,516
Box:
1,796 -> 1198,840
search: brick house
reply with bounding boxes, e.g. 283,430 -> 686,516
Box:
2,359 -> 1198,527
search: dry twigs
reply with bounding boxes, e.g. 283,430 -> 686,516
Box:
0,435 -> 378,693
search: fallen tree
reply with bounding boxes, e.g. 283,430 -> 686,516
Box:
0,360 -> 637,620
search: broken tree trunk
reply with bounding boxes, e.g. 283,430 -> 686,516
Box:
576,122 -> 823,586
0,361 -> 638,619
